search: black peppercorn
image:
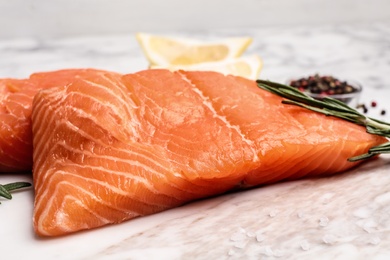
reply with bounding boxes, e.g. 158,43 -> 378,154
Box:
289,74 -> 359,96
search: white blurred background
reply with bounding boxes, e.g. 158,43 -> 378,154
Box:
1,0 -> 389,39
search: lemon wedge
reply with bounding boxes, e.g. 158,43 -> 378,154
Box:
136,33 -> 253,66
151,55 -> 263,80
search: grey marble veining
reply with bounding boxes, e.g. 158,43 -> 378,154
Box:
1,22 -> 390,259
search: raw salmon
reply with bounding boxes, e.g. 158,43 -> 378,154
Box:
31,69 -> 387,236
0,69 -> 120,172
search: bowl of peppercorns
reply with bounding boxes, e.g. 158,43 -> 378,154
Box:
288,74 -> 362,108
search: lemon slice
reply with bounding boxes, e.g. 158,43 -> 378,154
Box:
136,33 -> 253,66
151,55 -> 263,80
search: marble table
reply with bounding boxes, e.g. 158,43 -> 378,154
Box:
1,22 -> 390,259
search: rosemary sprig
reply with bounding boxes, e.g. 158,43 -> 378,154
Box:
0,182 -> 32,204
256,79 -> 390,162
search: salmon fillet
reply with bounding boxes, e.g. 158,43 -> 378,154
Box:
0,69 -> 120,172
31,69 -> 387,236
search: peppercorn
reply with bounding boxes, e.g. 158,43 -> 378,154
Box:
289,74 -> 359,97
344,86 -> 353,93
381,109 -> 386,115
357,103 -> 368,114
363,106 -> 368,114
371,101 -> 377,107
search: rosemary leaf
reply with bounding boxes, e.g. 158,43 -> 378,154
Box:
3,182 -> 32,192
0,185 -> 12,200
366,125 -> 390,136
0,182 -> 32,202
348,153 -> 377,162
369,142 -> 390,153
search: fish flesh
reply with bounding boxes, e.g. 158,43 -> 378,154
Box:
1,78 -> 34,172
0,69 -> 120,172
31,69 -> 387,236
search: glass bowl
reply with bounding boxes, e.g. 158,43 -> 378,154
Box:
286,76 -> 362,108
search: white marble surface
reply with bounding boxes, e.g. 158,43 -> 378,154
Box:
1,22 -> 390,259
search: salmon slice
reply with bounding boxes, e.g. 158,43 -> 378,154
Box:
31,69 -> 387,236
0,69 -> 120,172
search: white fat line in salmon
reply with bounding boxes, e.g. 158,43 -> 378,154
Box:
179,72 -> 259,163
